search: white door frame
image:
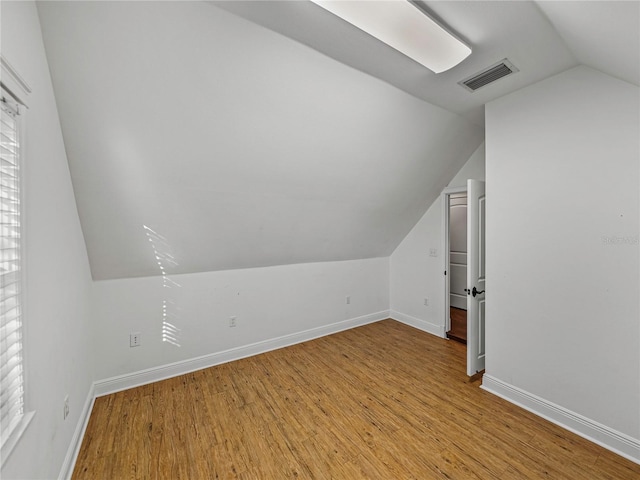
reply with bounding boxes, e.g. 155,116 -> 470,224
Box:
440,185 -> 467,335
466,179 -> 486,376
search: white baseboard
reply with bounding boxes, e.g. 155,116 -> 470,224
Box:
390,310 -> 445,338
481,374 -> 640,465
94,310 -> 389,397
58,383 -> 96,480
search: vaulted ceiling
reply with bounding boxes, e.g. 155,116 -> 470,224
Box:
36,1 -> 639,280
214,1 -> 639,125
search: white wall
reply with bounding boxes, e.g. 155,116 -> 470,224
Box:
485,66 -> 639,445
0,2 -> 94,479
93,258 -> 389,383
390,143 -> 485,334
37,0 -> 483,281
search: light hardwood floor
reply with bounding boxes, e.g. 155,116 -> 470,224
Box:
73,320 -> 640,479
447,307 -> 467,344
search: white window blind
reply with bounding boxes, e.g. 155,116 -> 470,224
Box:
0,93 -> 25,450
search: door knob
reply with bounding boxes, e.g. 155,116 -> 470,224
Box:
472,286 -> 485,297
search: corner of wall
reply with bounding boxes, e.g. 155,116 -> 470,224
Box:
389,142 -> 485,333
484,64 -> 639,454
0,2 -> 95,478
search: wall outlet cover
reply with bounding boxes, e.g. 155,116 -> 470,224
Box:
130,332 -> 141,347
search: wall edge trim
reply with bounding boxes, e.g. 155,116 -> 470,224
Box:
481,374 -> 640,465
389,310 -> 446,338
58,383 -> 96,480
94,310 -> 390,397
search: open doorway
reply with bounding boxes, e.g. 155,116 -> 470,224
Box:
441,181 -> 486,376
444,190 -> 468,345
441,186 -> 467,344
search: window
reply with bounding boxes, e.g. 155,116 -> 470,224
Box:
0,88 -> 32,462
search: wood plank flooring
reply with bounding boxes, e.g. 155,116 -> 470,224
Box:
447,307 -> 467,344
72,320 -> 640,479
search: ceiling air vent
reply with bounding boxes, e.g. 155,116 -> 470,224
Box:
459,59 -> 518,92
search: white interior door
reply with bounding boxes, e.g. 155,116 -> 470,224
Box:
467,179 -> 486,376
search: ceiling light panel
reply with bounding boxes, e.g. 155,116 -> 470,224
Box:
310,0 -> 471,73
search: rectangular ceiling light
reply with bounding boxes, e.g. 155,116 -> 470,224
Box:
310,0 -> 471,73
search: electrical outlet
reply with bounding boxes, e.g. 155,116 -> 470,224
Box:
229,316 -> 237,327
429,248 -> 438,257
346,296 -> 351,305
424,298 -> 429,306
63,395 -> 69,420
130,332 -> 141,347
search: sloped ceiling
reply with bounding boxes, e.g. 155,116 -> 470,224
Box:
214,0 -> 580,126
36,1 -> 639,281
535,1 -> 639,86
37,1 -> 483,280
215,1 -> 640,125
